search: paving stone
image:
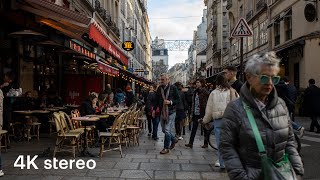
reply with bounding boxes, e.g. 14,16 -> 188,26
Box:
120,170 -> 151,179
172,159 -> 190,164
87,169 -> 121,178
201,172 -> 229,180
175,171 -> 201,179
178,155 -> 205,160
150,159 -> 172,163
140,163 -> 180,171
132,158 -> 150,163
154,170 -> 174,179
94,162 -> 116,169
189,159 -> 211,164
114,162 -> 139,169
98,178 -> 125,180
156,154 -> 178,159
181,164 -> 213,171
125,154 -> 156,159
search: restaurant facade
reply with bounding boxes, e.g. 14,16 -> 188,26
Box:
0,0 -> 152,105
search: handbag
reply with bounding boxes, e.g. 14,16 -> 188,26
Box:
242,101 -> 297,180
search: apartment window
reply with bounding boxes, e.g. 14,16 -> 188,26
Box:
274,20 -> 280,46
253,26 -> 259,48
284,10 -> 292,41
160,50 -> 164,56
259,20 -> 268,45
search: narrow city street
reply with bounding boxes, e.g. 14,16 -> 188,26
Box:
0,117 -> 318,179
2,126 -> 229,180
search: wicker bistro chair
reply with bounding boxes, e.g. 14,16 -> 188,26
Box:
99,113 -> 124,158
52,112 -> 82,158
71,109 -> 95,147
125,110 -> 141,146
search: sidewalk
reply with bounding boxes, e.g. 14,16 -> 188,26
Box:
1,126 -> 228,180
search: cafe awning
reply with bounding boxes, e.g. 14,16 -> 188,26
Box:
97,60 -> 119,76
89,20 -> 129,66
18,0 -> 90,44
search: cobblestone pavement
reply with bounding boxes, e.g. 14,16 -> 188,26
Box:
295,117 -> 320,180
1,124 -> 228,180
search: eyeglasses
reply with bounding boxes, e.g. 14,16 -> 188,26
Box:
253,74 -> 280,85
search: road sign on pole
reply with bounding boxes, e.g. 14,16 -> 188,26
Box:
231,18 -> 253,82
231,18 -> 253,37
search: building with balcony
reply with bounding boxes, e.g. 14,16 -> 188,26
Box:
224,0 -> 320,88
151,37 -> 169,82
119,0 -> 152,81
205,0 -> 230,83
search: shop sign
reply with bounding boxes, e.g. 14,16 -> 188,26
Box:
97,62 -> 119,76
134,69 -> 144,72
122,41 -> 134,51
69,40 -> 96,59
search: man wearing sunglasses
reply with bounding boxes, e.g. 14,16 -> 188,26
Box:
220,52 -> 303,179
222,65 -> 243,94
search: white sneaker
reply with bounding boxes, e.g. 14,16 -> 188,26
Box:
0,170 -> 4,177
215,160 -> 220,167
178,136 -> 183,140
299,127 -> 305,138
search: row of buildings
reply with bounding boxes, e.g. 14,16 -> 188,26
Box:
203,0 -> 320,89
0,0 -> 153,104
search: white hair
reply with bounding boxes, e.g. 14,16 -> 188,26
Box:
244,51 -> 280,75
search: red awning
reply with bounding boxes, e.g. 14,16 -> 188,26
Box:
89,22 -> 128,66
97,60 -> 119,76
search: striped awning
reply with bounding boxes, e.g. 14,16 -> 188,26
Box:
24,0 -> 91,25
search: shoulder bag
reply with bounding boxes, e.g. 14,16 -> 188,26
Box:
242,101 -> 297,180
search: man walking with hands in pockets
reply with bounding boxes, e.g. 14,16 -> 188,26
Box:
153,73 -> 180,154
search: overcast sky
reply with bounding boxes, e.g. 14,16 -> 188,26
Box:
148,0 -> 206,68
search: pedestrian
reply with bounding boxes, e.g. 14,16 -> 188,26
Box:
114,88 -> 125,105
0,71 -> 15,148
125,85 -> 135,107
276,77 -> 305,137
303,78 -> 320,133
146,84 -> 157,137
174,82 -> 187,140
185,81 -> 196,131
185,78 -> 209,148
222,65 -> 243,93
0,89 -> 4,177
220,52 -> 304,179
152,73 -> 180,154
200,74 -> 238,169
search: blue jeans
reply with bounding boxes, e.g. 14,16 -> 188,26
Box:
214,118 -> 225,168
292,121 -> 301,131
161,112 -> 176,149
152,117 -> 160,138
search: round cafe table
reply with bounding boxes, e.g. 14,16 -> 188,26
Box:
72,116 -> 100,157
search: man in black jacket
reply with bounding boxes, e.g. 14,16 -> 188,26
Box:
222,65 -> 243,93
153,73 -> 180,154
304,79 -> 320,133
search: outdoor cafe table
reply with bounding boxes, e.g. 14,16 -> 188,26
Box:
13,110 -> 51,140
72,116 -> 99,157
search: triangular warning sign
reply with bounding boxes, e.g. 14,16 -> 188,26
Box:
231,18 -> 253,37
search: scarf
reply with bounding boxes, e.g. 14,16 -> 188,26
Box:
160,85 -> 171,122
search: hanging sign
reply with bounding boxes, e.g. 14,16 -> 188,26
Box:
122,41 -> 135,51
